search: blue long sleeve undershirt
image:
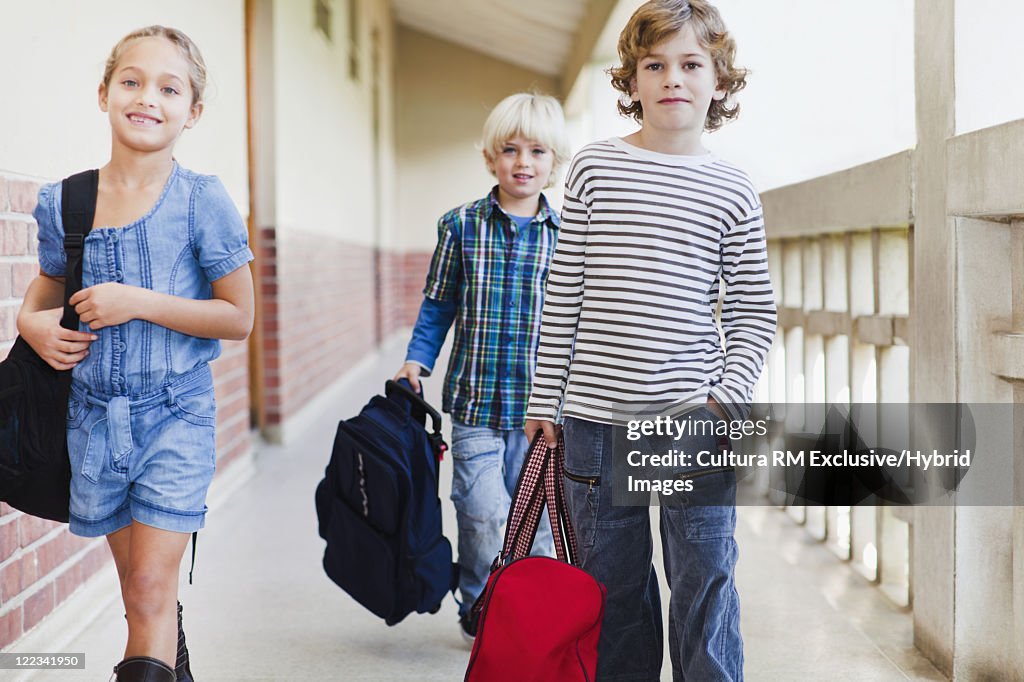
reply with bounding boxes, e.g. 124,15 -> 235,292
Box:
404,296 -> 458,375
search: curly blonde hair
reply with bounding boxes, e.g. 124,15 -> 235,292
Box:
608,0 -> 747,132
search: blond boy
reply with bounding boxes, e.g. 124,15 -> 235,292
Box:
395,92 -> 570,643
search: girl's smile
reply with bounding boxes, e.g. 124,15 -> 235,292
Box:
127,112 -> 163,126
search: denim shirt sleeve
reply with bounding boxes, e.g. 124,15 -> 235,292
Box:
405,297 -> 457,375
34,182 -> 66,277
190,176 -> 254,282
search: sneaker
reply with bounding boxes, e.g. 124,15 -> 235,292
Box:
459,611 -> 478,647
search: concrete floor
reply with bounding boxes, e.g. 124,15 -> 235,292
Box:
16,337 -> 947,681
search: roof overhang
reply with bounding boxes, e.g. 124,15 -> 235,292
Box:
391,0 -> 619,98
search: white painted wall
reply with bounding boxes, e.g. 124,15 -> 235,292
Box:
0,0 -> 248,209
954,0 -> 1024,135
394,27 -> 559,253
271,0 -> 393,245
579,0 -> 917,191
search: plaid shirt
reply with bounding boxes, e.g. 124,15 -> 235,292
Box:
405,188 -> 560,429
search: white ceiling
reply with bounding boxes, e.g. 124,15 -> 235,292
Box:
391,0 -> 593,77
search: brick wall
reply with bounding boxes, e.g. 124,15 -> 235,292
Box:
213,339 -> 252,469
378,250 -> 432,340
261,228 -> 378,427
0,171 -> 253,650
258,226 -> 431,430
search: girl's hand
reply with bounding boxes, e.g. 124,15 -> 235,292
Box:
17,307 -> 97,370
70,283 -> 148,330
393,362 -> 423,392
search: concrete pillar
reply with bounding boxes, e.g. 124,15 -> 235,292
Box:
915,0 -> 1024,674
953,218 -> 1017,678
939,111 -> 1024,678
1015,222 -> 1024,673
911,0 -> 955,674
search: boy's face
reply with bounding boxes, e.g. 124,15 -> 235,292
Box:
630,24 -> 725,140
486,136 -> 555,207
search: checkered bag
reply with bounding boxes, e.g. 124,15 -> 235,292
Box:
465,433 -> 606,682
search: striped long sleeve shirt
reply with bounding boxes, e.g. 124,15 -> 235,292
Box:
525,138 -> 777,424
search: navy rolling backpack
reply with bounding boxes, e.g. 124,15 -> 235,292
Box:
315,379 -> 458,625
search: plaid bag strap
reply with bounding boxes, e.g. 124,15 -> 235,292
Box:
468,432 -> 577,621
542,434 -> 579,566
498,432 -> 551,565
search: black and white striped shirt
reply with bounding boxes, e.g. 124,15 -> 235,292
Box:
525,138 -> 776,424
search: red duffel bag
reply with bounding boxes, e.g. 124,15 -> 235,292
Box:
464,433 -> 606,682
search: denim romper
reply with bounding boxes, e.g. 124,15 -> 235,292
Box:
34,162 -> 254,537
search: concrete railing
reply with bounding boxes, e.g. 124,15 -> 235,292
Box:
754,150 -> 915,606
753,118 -> 1024,677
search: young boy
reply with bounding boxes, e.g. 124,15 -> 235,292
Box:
394,92 -> 570,644
525,1 -> 776,680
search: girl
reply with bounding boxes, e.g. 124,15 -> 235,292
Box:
17,27 -> 254,682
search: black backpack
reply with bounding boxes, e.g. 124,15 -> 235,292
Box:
315,380 -> 458,625
0,170 -> 97,522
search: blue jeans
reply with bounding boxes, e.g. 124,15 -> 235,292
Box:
563,413 -> 743,681
450,421 -> 553,616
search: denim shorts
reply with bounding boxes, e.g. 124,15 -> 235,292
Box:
66,364 -> 217,537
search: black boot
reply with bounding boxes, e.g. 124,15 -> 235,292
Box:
175,601 -> 194,682
112,656 -> 175,682
121,602 -> 193,681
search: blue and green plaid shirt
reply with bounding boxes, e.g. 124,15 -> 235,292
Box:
406,187 -> 560,430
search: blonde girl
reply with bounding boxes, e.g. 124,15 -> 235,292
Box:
18,26 -> 254,681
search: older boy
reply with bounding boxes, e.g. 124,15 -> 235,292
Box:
394,92 -> 570,644
525,1 -> 776,680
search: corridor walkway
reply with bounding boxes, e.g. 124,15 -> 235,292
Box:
19,338 -> 946,681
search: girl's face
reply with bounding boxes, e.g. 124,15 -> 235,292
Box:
99,37 -> 202,156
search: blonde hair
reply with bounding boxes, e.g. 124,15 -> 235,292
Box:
479,93 -> 571,188
103,26 -> 208,106
609,0 -> 747,132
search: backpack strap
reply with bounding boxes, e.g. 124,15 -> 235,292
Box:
188,531 -> 198,584
59,170 -> 99,331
